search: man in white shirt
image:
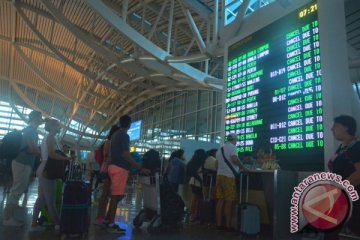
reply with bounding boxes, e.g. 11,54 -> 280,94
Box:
215,133 -> 246,231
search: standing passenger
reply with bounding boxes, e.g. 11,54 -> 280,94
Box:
215,133 -> 247,231
167,149 -> 186,193
327,115 -> 360,238
30,118 -> 73,231
187,149 -> 207,222
105,115 -> 150,233
95,125 -> 119,225
3,110 -> 43,227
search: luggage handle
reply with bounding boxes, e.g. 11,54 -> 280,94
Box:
67,160 -> 85,181
201,173 -> 213,201
239,173 -> 249,204
67,160 -> 74,180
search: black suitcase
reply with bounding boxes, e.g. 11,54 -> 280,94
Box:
236,173 -> 261,235
198,173 -> 215,224
160,180 -> 185,225
60,163 -> 91,237
60,180 -> 91,236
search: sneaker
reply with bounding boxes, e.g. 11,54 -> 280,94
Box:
3,218 -> 24,227
30,225 -> 46,232
108,224 -> 126,233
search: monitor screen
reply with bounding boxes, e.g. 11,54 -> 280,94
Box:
225,1 -> 324,170
128,120 -> 142,141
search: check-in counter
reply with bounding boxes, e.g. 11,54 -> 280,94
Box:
245,170 -> 275,226
244,170 -> 317,240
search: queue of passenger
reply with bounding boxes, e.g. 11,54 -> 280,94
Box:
1,110 -> 360,239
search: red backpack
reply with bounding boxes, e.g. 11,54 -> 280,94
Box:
94,143 -> 105,166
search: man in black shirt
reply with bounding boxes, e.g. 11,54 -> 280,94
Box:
105,115 -> 150,233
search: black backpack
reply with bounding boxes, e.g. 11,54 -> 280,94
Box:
0,129 -> 24,179
0,129 -> 24,161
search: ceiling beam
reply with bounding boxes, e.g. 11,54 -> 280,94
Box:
9,0 -> 16,104
13,44 -> 99,110
86,0 -> 220,88
0,35 -> 89,62
33,0 -> 170,94
181,4 -> 207,53
9,81 -> 105,141
180,0 -> 213,20
39,0 -> 126,63
167,0 -> 175,53
86,0 -> 169,61
0,75 -> 65,99
145,2 -> 198,39
14,2 -> 132,93
38,0 -> 152,90
148,1 -> 167,40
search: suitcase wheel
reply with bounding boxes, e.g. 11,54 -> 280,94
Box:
133,210 -> 145,228
147,215 -> 161,234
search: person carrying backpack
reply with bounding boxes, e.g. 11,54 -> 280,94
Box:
166,149 -> 186,193
3,110 -> 44,227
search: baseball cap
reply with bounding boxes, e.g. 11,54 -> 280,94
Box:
227,133 -> 237,141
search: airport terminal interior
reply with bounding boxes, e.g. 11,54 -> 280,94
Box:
1,0 -> 360,239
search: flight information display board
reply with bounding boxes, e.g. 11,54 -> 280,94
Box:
225,1 -> 324,170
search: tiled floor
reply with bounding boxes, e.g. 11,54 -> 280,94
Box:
0,177 -> 273,240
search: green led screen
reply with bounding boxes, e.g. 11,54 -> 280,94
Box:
225,1 -> 324,170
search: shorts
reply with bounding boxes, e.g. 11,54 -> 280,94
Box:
108,165 -> 129,196
191,185 -> 203,198
216,175 -> 237,201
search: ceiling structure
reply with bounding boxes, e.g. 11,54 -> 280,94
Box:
0,0 -> 359,148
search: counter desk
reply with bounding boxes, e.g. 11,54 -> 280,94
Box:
244,170 -> 317,240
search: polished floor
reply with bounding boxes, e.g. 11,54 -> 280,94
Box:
0,177 -> 271,240
0,177 -> 358,240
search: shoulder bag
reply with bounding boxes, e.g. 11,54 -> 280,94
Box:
221,147 -> 240,191
43,150 -> 68,180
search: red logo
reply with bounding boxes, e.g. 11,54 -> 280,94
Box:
301,183 -> 350,230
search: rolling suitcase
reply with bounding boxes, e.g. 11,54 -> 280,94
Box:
236,173 -> 260,235
60,162 -> 91,237
198,173 -> 215,224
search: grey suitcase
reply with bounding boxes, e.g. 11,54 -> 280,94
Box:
237,173 -> 261,235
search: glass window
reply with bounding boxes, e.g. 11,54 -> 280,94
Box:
224,0 -> 275,25
186,92 -> 197,113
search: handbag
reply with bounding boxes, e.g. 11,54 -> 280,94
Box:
220,147 -> 240,191
43,150 -> 68,180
